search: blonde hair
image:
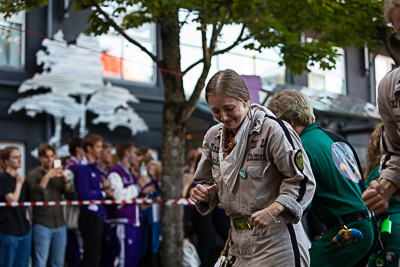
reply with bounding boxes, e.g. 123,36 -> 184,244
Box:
384,0 -> 400,23
205,69 -> 251,103
267,89 -> 315,126
365,124 -> 382,178
153,161 -> 162,181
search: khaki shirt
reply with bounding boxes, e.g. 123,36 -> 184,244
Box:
378,67 -> 400,198
194,115 -> 315,223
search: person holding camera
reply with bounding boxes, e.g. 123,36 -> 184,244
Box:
27,143 -> 73,267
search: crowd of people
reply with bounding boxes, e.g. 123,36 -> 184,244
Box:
0,135 -> 163,267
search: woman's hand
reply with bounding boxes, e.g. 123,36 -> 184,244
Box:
250,202 -> 284,229
250,209 -> 273,229
190,184 -> 217,204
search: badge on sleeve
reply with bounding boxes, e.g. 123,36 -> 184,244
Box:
294,150 -> 304,171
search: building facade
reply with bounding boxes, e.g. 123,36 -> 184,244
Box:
0,2 -> 387,173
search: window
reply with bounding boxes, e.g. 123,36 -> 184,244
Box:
96,3 -> 157,85
179,10 -> 285,99
97,24 -> 157,85
0,11 -> 25,68
308,47 -> 345,94
375,55 -> 394,101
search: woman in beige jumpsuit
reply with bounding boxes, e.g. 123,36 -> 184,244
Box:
190,69 -> 316,267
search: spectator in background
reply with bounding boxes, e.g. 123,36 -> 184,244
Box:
95,141 -> 114,267
183,149 -> 200,198
75,133 -> 115,267
140,155 -> 161,267
137,146 -> 152,159
0,149 -> 6,172
184,149 -> 200,174
64,137 -> 85,267
131,146 -> 152,178
0,146 -> 31,267
153,161 -> 162,185
27,143 -> 72,267
365,124 -> 400,267
183,153 -> 216,267
107,141 -> 154,267
97,141 -> 113,182
61,156 -> 71,166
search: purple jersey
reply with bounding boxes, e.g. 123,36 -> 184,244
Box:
108,162 -> 141,227
75,156 -> 106,220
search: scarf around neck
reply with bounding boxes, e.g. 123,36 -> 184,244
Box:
219,104 -> 274,192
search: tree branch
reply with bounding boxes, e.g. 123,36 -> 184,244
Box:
185,70 -> 210,120
91,1 -> 160,64
182,58 -> 204,75
209,6 -> 232,56
201,18 -> 210,66
183,24 -> 248,75
213,24 -> 249,56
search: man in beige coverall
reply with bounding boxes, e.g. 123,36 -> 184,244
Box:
362,1 -> 400,214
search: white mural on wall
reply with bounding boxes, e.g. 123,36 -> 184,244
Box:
8,30 -> 149,158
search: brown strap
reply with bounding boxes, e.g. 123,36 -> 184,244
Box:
221,228 -> 232,257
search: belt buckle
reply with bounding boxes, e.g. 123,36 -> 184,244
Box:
232,215 -> 252,231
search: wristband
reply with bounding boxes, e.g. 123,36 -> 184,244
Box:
265,208 -> 281,224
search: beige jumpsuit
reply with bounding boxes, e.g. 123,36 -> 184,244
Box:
194,112 -> 315,267
378,67 -> 400,198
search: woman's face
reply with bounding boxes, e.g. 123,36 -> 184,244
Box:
208,95 -> 248,133
146,160 -> 155,176
6,149 -> 22,170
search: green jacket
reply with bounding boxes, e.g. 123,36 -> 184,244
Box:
300,123 -> 367,223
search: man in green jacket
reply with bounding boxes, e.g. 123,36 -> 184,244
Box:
268,89 -> 375,267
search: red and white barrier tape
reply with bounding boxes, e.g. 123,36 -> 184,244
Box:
0,198 -> 195,207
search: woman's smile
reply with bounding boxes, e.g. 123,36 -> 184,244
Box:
207,95 -> 248,134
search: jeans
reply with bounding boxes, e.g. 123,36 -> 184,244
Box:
0,229 -> 32,267
33,224 -> 67,267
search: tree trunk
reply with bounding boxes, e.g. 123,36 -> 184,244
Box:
159,12 -> 187,267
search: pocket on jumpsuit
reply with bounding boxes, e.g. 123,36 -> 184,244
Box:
250,222 -> 289,264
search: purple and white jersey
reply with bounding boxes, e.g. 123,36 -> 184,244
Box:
63,156 -> 80,185
108,162 -> 141,227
